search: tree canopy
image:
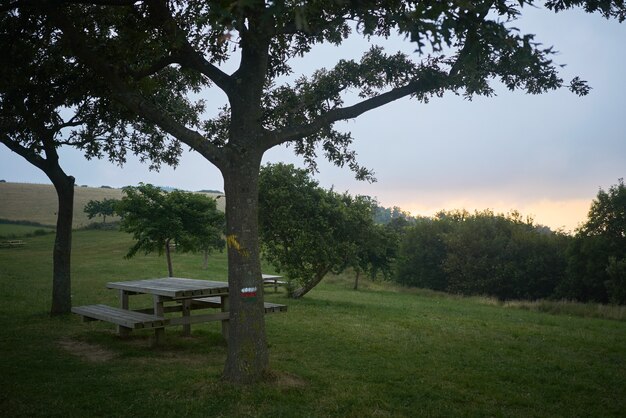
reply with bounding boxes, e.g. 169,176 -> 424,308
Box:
561,179 -> 626,304
259,163 -> 390,298
84,198 -> 119,223
116,184 -> 225,277
3,0 -> 624,383
394,210 -> 570,301
0,6 -> 188,314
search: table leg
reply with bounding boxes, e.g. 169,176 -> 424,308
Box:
181,299 -> 191,336
220,295 -> 229,341
153,328 -> 164,346
153,295 -> 165,316
152,295 -> 165,344
117,290 -> 130,337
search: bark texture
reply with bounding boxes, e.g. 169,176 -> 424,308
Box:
221,151 -> 269,383
49,169 -> 75,315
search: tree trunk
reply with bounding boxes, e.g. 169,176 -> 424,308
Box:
291,267 -> 330,299
165,238 -> 174,277
0,137 -> 76,315
49,172 -> 75,315
220,152 -> 269,384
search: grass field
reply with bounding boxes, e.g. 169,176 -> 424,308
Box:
0,223 -> 55,239
1,230 -> 625,417
0,182 -> 225,228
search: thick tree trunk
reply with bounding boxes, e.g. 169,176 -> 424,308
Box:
49,172 -> 75,315
1,137 -> 75,315
221,152 -> 269,383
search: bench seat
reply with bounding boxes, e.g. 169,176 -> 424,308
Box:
192,296 -> 287,313
72,304 -> 169,329
0,240 -> 25,248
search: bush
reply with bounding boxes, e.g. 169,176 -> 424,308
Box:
394,210 -> 570,301
82,221 -> 120,231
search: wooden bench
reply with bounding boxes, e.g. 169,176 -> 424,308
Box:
191,296 -> 287,313
0,240 -> 25,248
72,304 -> 170,345
72,298 -> 286,345
72,304 -> 169,329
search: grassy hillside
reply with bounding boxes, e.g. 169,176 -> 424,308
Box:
1,230 -> 625,417
0,182 -> 225,228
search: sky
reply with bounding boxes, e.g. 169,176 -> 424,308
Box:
1,6 -> 624,233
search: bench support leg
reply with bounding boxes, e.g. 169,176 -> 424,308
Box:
117,290 -> 130,336
220,295 -> 229,341
118,326 -> 131,338
152,328 -> 164,347
181,299 -> 191,336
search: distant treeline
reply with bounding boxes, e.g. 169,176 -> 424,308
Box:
0,218 -> 54,228
383,180 -> 626,305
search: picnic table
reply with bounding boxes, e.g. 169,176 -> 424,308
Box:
72,276 -> 286,345
0,240 -> 25,248
262,274 -> 287,292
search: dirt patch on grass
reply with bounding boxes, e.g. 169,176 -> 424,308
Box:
58,338 -> 117,363
265,370 -> 308,389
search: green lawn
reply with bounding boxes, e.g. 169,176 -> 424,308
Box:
1,230 -> 625,417
0,223 -> 55,239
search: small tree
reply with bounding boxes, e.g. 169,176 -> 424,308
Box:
117,184 -> 225,277
259,163 -> 384,298
84,198 -> 119,223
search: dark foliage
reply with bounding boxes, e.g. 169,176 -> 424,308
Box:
395,210 -> 570,301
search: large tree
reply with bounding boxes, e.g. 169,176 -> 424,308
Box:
0,9 -> 184,314
5,0 -> 624,382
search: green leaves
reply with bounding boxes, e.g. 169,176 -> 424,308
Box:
395,210 -> 569,301
258,163 -> 385,296
116,184 -> 225,272
83,198 -> 119,222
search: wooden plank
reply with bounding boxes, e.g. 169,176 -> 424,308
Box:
168,312 -> 230,325
72,305 -> 169,329
190,298 -> 287,314
191,296 -> 222,308
0,240 -> 25,248
106,278 -> 229,298
133,305 -> 183,315
264,302 -> 288,313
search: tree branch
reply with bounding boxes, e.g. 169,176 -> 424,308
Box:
48,8 -> 224,168
0,135 -> 47,172
126,53 -> 180,80
146,0 -> 234,95
267,74 -> 448,148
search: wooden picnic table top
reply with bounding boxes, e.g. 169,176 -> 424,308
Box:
106,275 -> 282,299
106,277 -> 229,299
262,274 -> 283,281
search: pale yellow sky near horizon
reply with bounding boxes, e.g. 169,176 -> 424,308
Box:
398,197 -> 591,233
